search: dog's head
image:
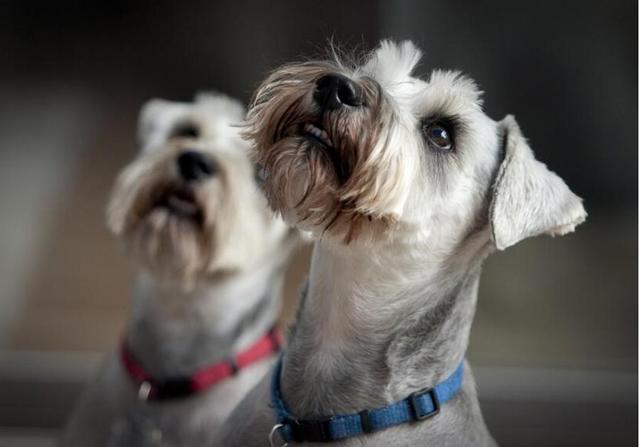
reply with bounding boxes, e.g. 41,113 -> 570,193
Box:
108,92 -> 291,283
246,40 -> 586,256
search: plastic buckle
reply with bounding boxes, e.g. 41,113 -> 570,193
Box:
154,378 -> 193,400
359,409 -> 374,433
409,387 -> 440,420
290,417 -> 334,442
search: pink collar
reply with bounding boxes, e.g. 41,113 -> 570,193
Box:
120,327 -> 283,401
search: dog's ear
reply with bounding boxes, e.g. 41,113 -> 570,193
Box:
195,91 -> 246,123
489,115 -> 586,250
137,99 -> 175,149
362,40 -> 422,83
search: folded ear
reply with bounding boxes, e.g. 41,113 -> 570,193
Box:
137,99 -> 170,148
489,115 -> 587,250
137,99 -> 191,151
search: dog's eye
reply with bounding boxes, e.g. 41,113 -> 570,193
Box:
423,121 -> 453,151
172,122 -> 200,139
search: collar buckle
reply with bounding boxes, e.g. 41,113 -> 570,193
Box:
154,378 -> 194,400
138,380 -> 153,401
268,424 -> 288,447
409,387 -> 440,420
290,416 -> 334,443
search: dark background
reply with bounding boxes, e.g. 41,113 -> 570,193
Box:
0,1 -> 636,446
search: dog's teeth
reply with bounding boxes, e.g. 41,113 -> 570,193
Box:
319,130 -> 331,146
304,123 -> 333,147
167,195 -> 198,215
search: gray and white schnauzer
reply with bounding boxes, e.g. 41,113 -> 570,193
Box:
61,93 -> 296,447
218,41 -> 586,447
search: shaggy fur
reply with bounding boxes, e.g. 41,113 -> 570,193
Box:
61,92 -> 296,447
218,40 -> 586,447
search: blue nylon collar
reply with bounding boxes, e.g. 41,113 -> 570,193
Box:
270,354 -> 464,444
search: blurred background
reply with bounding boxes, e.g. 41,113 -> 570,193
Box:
0,1 -> 636,446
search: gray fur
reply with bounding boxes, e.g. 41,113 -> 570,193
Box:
218,246 -> 496,447
61,260 -> 287,447
61,93 -> 297,447
218,40 -> 586,447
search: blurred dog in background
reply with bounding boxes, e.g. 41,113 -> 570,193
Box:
62,92 -> 297,446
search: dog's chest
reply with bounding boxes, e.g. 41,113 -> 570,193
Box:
104,356 -> 274,447
106,389 -> 227,446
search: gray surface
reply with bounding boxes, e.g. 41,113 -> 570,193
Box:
472,211 -> 637,372
0,430 -> 55,447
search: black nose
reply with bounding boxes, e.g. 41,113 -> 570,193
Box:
177,150 -> 216,182
313,74 -> 364,110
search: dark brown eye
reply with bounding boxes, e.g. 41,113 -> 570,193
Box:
173,122 -> 200,139
423,121 -> 453,151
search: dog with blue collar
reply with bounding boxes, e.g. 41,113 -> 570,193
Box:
217,40 -> 586,446
270,353 -> 465,444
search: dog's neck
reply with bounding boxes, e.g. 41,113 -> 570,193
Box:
282,233 -> 488,417
125,262 -> 283,380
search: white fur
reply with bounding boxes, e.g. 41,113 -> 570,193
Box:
219,40 -> 586,447
62,93 -> 295,447
138,92 -> 245,153
490,115 -> 586,249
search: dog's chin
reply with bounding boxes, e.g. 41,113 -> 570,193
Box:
296,123 -> 347,179
154,186 -> 205,227
120,187 -> 217,281
259,137 -> 395,244
259,136 -> 338,219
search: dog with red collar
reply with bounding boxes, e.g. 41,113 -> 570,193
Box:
61,92 -> 297,446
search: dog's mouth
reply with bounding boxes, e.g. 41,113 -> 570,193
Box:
300,122 -> 333,148
154,186 -> 203,225
295,122 -> 348,183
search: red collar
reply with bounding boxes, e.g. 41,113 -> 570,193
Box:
120,327 -> 283,401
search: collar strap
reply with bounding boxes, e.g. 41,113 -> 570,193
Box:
121,327 -> 283,402
270,354 -> 464,443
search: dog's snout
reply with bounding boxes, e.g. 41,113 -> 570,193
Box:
313,74 -> 363,110
177,150 -> 216,182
